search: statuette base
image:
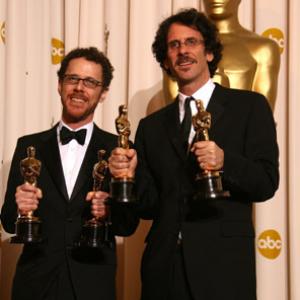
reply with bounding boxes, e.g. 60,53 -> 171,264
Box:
11,216 -> 42,244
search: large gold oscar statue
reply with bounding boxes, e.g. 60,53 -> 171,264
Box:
153,0 -> 280,113
203,0 -> 280,110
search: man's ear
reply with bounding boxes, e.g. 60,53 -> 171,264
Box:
163,59 -> 170,71
206,52 -> 214,62
99,89 -> 109,103
58,80 -> 62,96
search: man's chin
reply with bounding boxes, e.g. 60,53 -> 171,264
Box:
175,74 -> 195,85
172,68 -> 194,80
63,113 -> 87,124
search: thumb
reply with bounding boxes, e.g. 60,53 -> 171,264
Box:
86,191 -> 95,202
36,188 -> 43,199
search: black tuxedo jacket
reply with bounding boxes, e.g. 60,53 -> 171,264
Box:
135,84 -> 279,300
1,124 -> 139,300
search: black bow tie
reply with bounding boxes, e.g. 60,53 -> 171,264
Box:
60,126 -> 87,145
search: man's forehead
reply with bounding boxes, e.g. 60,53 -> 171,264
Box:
66,57 -> 103,77
167,23 -> 203,40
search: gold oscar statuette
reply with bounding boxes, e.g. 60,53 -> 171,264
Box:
11,146 -> 43,243
75,150 -> 111,249
192,100 -> 230,201
110,105 -> 136,204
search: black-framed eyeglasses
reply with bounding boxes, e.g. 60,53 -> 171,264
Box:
63,74 -> 103,89
167,37 -> 204,51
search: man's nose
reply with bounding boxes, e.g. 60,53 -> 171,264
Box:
177,42 -> 189,53
74,79 -> 85,90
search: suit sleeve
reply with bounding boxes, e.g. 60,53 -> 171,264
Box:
222,93 -> 279,202
1,139 -> 26,233
134,120 -> 160,220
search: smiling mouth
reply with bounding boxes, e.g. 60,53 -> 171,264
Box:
176,57 -> 196,68
177,61 -> 193,67
70,94 -> 88,104
71,97 -> 85,103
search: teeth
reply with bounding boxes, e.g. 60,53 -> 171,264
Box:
177,58 -> 194,66
71,97 -> 85,102
178,61 -> 192,67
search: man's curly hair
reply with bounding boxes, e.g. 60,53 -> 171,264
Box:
152,8 -> 223,78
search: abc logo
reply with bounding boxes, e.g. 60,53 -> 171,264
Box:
257,229 -> 282,259
262,28 -> 284,54
51,38 -> 64,65
1,21 -> 5,44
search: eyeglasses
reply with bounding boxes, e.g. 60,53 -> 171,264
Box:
63,74 -> 103,89
167,37 -> 204,51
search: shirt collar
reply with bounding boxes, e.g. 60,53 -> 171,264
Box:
178,78 -> 215,110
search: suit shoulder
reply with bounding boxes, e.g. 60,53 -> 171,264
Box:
216,83 -> 264,98
215,84 -> 270,108
17,127 -> 55,145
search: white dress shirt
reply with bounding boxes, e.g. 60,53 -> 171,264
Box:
178,79 -> 216,145
57,121 -> 93,198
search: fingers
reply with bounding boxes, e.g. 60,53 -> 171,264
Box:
108,147 -> 137,178
86,191 -> 109,219
192,141 -> 224,170
127,149 -> 137,178
15,183 -> 42,215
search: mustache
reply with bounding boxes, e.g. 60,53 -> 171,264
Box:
175,55 -> 197,66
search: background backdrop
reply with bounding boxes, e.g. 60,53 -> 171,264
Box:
0,1 -> 299,300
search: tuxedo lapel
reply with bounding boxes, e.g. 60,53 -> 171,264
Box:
207,84 -> 226,135
39,126 -> 69,202
163,99 -> 187,161
69,143 -> 95,202
70,125 -> 109,201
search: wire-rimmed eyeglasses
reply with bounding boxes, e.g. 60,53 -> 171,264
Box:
167,37 -> 205,51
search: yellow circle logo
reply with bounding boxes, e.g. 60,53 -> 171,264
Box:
1,21 -> 5,44
261,27 -> 284,54
257,229 -> 282,259
51,38 -> 64,65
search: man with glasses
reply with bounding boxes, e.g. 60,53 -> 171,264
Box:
1,47 -> 138,300
109,8 -> 279,300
